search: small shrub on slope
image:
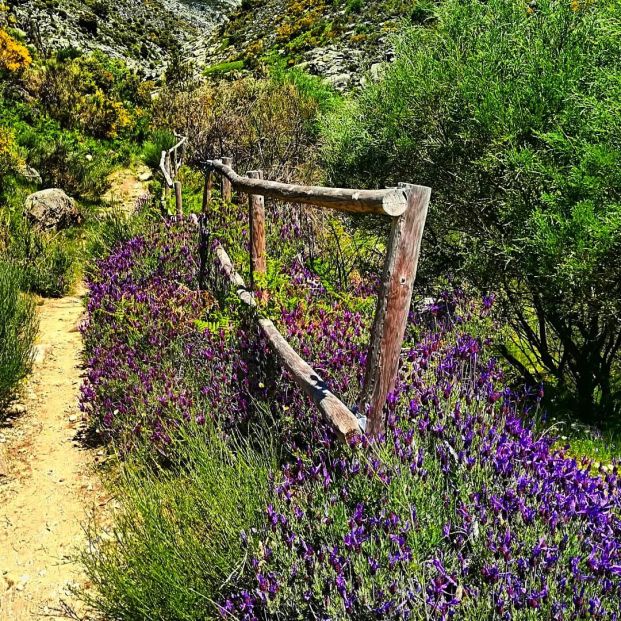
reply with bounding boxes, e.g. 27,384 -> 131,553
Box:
0,29 -> 31,74
0,259 -> 36,413
0,126 -> 23,195
81,426 -> 275,621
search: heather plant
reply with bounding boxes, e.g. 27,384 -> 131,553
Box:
321,0 -> 621,423
0,258 -> 36,413
80,216 -> 362,452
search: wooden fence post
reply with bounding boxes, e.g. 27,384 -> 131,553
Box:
174,181 -> 183,219
359,184 -> 431,437
198,214 -> 209,291
221,157 -> 233,202
202,169 -> 213,214
247,170 -> 266,292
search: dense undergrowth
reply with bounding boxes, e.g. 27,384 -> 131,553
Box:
322,0 -> 621,425
0,19 -> 167,411
79,191 -> 621,618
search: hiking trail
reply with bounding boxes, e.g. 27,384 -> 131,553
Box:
0,289 -> 106,620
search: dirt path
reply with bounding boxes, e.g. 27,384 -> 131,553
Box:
102,162 -> 152,213
0,291 -> 105,620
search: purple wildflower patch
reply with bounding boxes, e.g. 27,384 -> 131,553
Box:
81,218 -> 621,619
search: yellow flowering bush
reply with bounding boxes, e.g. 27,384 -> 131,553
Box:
0,28 -> 31,73
0,126 -> 23,177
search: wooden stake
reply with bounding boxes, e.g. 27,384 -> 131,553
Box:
248,170 -> 266,291
360,184 -> 431,437
198,215 -> 209,291
202,170 -> 213,214
221,157 -> 233,202
174,180 -> 183,219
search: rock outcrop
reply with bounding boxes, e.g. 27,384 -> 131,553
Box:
8,0 -> 239,80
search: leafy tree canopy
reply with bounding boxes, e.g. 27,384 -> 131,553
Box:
322,0 -> 621,422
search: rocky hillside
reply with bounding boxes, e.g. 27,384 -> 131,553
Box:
6,0 -> 239,78
201,0 -> 427,89
6,0 -> 420,88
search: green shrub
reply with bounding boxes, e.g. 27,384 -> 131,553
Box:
22,131 -> 117,200
0,125 -> 24,196
271,63 -> 341,115
85,203 -> 157,265
203,60 -> 245,77
141,129 -> 176,170
23,235 -> 78,297
31,50 -> 149,140
322,0 -> 621,423
3,208 -> 78,297
80,425 -> 275,620
0,259 -> 36,413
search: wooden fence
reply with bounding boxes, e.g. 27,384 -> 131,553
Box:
160,134 -> 188,216
201,158 -> 431,440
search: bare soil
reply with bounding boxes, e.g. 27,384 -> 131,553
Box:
0,291 -> 106,620
102,163 -> 152,213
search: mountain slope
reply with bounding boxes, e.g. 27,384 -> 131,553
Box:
6,0 -> 239,78
201,0 -> 425,89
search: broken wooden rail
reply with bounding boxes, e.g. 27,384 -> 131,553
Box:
160,134 -> 188,217
203,158 -> 431,439
213,241 -> 362,442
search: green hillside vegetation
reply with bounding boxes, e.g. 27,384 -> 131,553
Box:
202,0 -> 435,85
1,0 -> 621,618
0,20 -> 161,413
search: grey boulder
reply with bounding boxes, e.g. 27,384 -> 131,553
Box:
25,189 -> 81,231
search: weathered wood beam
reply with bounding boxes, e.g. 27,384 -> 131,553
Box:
160,150 -> 173,187
202,170 -> 213,214
174,181 -> 183,219
212,241 -> 362,442
206,159 -> 410,217
248,170 -> 266,291
221,157 -> 233,202
360,184 -> 431,437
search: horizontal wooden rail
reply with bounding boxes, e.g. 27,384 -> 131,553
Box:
161,136 -> 188,188
212,240 -> 362,442
205,159 -> 410,217
204,154 -> 431,437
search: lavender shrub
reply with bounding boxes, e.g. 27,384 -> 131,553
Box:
223,296 -> 621,620
81,216 -> 621,619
